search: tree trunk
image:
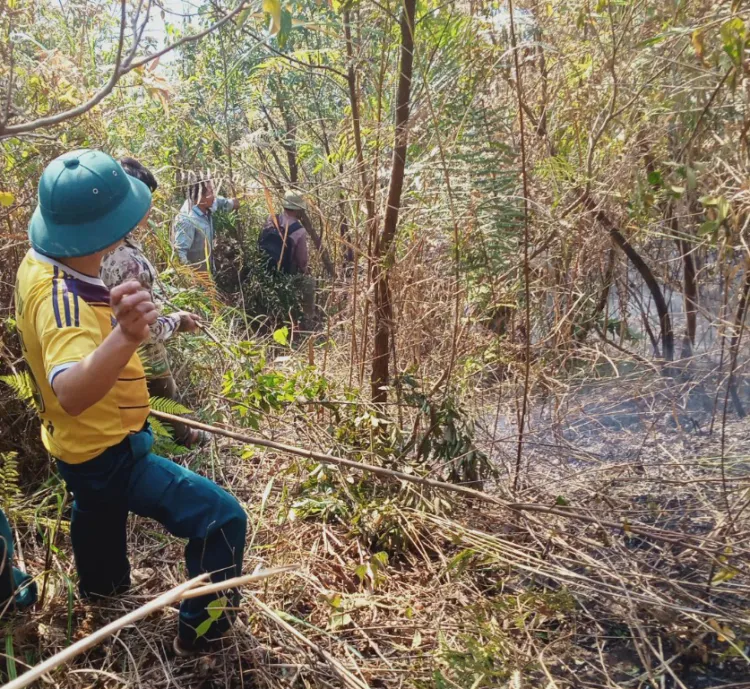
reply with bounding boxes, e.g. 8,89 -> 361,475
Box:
300,213 -> 335,277
727,263 -> 750,418
276,90 -> 299,185
584,195 -> 675,362
575,245 -> 615,342
672,215 -> 698,358
370,0 -> 416,404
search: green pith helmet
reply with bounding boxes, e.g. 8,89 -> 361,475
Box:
28,149 -> 152,258
282,190 -> 307,213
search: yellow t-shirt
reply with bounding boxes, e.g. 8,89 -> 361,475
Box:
14,250 -> 150,464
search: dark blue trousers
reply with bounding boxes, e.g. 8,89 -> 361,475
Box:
57,425 -> 246,643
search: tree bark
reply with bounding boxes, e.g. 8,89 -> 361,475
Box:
370,0 -> 416,404
300,213 -> 335,277
671,214 -> 698,359
727,263 -> 750,418
584,195 -> 675,362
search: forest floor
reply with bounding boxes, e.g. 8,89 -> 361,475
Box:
4,352 -> 750,689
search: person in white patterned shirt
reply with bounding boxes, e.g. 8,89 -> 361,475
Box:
100,158 -> 206,448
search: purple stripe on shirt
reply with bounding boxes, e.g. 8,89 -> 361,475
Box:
63,278 -> 110,306
51,267 -> 63,328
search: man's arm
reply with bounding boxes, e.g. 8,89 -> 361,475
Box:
173,216 -> 195,264
101,245 -> 183,343
215,196 -> 239,212
52,282 -> 158,416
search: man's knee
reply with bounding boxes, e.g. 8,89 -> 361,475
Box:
216,491 -> 247,544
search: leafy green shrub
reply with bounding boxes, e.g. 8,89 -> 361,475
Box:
400,375 -> 495,489
212,210 -> 305,329
220,338 -> 327,431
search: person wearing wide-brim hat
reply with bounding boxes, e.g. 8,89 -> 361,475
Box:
16,149 -> 247,655
259,190 -> 316,329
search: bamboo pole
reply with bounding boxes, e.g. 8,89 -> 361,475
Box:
149,410 -> 737,556
3,566 -> 294,689
181,565 -> 297,600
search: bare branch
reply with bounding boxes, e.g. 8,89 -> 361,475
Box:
0,0 -> 127,139
0,0 -> 250,139
0,28 -> 14,129
125,1 -> 248,72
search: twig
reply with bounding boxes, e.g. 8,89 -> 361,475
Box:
3,574 -> 208,689
1,1 -> 251,137
0,0 -> 127,138
180,565 -> 298,600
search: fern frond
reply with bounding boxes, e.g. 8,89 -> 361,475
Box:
153,435 -> 189,457
148,415 -> 173,438
0,372 -> 34,405
149,396 -> 193,415
0,452 -> 21,514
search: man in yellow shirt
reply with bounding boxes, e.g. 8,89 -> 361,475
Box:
15,149 -> 246,654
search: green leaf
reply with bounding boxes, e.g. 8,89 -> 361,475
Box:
272,326 -> 289,346
555,495 -> 570,506
700,195 -> 730,221
711,567 -> 739,585
721,17 -> 746,66
5,634 -> 16,680
194,618 -> 214,639
326,593 -> 342,609
0,191 -> 14,207
149,396 -> 193,415
716,196 -> 730,222
208,596 -> 228,620
636,35 -> 669,51
263,0 -> 282,36
236,6 -> 252,26
699,195 -> 718,206
354,563 -> 367,583
698,220 -> 719,237
277,9 -> 293,49
647,170 -> 662,187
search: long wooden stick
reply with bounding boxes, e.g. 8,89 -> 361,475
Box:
181,565 -> 298,600
150,410 -> 739,556
3,566 -> 293,689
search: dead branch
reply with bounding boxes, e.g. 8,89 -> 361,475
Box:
0,0 -> 250,138
150,410 -> 740,556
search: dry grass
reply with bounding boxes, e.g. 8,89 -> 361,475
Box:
3,315 -> 750,689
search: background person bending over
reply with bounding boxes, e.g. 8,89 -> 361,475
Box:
173,173 -> 239,275
258,191 -> 316,330
100,158 -> 206,448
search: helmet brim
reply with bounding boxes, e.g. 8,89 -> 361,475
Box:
29,176 -> 152,258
